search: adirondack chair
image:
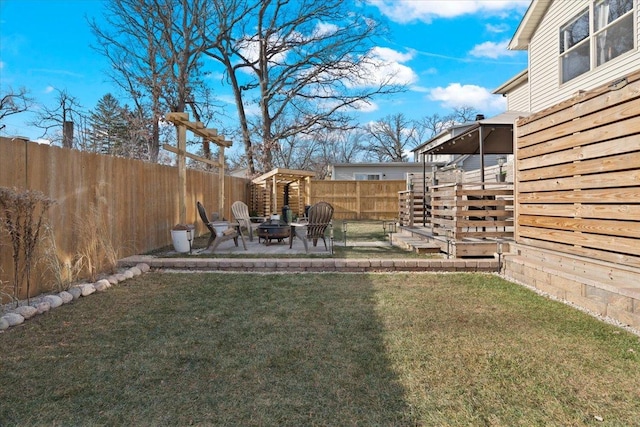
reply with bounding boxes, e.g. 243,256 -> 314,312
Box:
231,200 -> 259,241
197,201 -> 246,252
292,201 -> 334,253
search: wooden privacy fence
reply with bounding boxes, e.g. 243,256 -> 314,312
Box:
310,180 -> 405,220
0,137 -> 249,299
515,70 -> 640,268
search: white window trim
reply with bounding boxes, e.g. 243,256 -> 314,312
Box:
354,173 -> 381,181
559,0 -> 636,85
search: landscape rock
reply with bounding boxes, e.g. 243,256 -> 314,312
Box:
34,301 -> 51,314
81,283 -> 96,296
3,312 -> 24,326
44,294 -> 64,308
136,263 -> 150,273
94,279 -> 111,292
14,305 -> 38,319
68,287 -> 82,300
0,317 -> 9,330
107,275 -> 119,285
116,273 -> 127,282
129,266 -> 142,276
59,291 -> 73,304
123,270 -> 134,279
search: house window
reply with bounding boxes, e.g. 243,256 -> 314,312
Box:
354,173 -> 380,181
560,9 -> 590,83
560,0 -> 634,84
594,0 -> 634,66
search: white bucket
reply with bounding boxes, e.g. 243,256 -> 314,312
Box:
171,229 -> 192,253
211,221 -> 229,237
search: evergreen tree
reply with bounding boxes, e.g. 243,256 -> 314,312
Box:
89,94 -> 126,155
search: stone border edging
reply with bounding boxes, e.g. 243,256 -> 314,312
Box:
118,256 -> 498,273
0,263 -> 151,332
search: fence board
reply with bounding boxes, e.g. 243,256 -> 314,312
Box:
0,137 -> 249,299
515,70 -> 640,268
518,203 -> 640,221
517,69 -> 640,138
311,180 -> 404,220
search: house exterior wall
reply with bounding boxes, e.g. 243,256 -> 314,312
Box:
330,163 -> 426,180
528,0 -> 640,112
506,81 -> 530,112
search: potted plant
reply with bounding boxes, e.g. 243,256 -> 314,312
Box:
496,156 -> 507,182
171,223 -> 194,253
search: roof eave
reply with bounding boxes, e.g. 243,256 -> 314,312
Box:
509,0 -> 553,50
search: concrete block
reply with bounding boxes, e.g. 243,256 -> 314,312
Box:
566,293 -> 607,316
606,305 -> 640,328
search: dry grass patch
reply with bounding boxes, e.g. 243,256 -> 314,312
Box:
1,273 -> 638,425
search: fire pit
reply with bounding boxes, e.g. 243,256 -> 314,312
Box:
257,220 -> 290,245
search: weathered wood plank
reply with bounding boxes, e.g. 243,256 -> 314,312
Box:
509,243 -> 640,287
519,215 -> 640,238
518,187 -> 640,204
517,236 -> 640,270
518,204 -> 640,221
519,131 -> 640,168
517,70 -> 640,136
518,169 -> 640,192
519,152 -> 640,182
518,225 -> 640,257
518,97 -> 640,148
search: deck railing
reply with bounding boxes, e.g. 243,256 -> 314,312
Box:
401,182 -> 514,239
431,183 -> 514,241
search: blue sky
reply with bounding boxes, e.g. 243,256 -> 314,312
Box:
0,0 -> 530,151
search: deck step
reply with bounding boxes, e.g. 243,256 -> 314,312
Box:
392,233 -> 442,254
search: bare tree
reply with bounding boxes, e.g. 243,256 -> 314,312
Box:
451,106 -> 480,123
203,0 -> 405,174
30,89 -> 83,148
0,87 -> 35,128
90,0 -> 212,162
415,105 -> 480,143
364,113 -> 418,162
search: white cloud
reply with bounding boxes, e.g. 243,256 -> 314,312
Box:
485,23 -> 510,33
44,86 -> 55,94
313,22 -> 339,38
0,61 -> 4,70
469,40 -> 517,59
428,83 -> 506,112
368,0 -> 529,24
346,46 -> 418,88
352,99 -> 379,113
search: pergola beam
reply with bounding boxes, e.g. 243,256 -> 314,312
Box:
163,112 -> 232,224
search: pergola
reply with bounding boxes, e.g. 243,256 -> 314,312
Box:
163,112 -> 232,224
418,111 -> 527,182
251,168 -> 315,217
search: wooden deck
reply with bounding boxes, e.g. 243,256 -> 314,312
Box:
396,225 -> 512,258
398,182 -> 514,258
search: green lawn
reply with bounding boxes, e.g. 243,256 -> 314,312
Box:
1,272 -> 639,426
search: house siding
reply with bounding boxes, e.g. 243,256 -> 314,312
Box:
529,0 -> 640,112
331,164 -> 425,180
506,82 -> 530,112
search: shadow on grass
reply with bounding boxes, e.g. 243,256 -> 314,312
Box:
0,273 -> 416,426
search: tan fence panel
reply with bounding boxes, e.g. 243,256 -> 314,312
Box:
515,69 -> 640,268
311,180 -> 404,220
0,138 -> 249,299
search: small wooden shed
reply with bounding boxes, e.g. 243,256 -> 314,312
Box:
251,168 -> 315,218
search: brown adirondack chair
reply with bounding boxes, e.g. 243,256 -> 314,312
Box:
292,201 -> 334,253
197,201 -> 246,252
